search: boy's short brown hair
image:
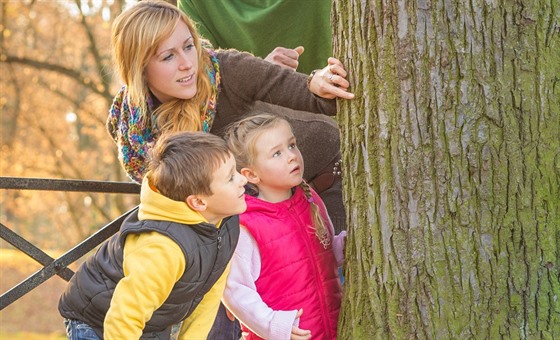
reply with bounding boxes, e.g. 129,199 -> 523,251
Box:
147,132 -> 231,201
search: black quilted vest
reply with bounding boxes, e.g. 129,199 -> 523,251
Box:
58,207 -> 239,339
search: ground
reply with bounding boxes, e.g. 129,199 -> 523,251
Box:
0,248 -> 70,339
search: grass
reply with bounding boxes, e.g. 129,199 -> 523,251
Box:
0,331 -> 66,340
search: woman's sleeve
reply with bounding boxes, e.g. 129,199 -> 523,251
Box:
218,49 -> 337,115
222,226 -> 298,340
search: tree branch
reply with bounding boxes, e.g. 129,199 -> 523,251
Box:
3,55 -> 108,98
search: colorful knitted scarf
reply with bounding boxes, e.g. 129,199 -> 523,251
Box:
106,48 -> 221,183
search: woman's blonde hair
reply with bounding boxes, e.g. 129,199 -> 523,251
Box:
224,113 -> 331,247
111,0 -> 212,133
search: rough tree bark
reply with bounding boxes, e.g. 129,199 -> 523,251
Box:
333,0 -> 559,338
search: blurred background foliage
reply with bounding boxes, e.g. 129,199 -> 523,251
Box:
1,0 -> 140,249
0,0 -> 152,336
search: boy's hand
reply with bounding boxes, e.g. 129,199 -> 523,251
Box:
290,309 -> 311,339
225,307 -> 235,321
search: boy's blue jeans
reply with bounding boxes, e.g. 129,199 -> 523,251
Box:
64,319 -> 177,340
64,319 -> 100,340
64,305 -> 240,339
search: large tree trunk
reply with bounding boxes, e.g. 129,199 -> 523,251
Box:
333,0 -> 559,338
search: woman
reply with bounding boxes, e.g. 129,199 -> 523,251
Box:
106,1 -> 354,338
107,0 -> 354,235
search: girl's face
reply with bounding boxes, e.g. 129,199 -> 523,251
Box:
249,121 -> 304,202
144,20 -> 198,103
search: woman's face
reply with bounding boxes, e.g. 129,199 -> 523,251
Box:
144,20 -> 198,103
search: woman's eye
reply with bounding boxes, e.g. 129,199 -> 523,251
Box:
163,54 -> 174,61
184,44 -> 194,51
273,151 -> 280,157
288,143 -> 297,149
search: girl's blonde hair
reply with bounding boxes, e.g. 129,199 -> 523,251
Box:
111,0 -> 212,133
224,113 -> 331,247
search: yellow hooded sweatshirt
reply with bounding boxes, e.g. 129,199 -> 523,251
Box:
104,177 -> 231,339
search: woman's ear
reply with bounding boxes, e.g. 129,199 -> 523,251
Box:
241,167 -> 259,184
186,194 -> 207,212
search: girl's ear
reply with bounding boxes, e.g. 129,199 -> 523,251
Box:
186,194 -> 207,212
241,167 -> 259,184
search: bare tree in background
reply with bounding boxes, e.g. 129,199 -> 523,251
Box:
0,1 -> 137,247
334,0 -> 559,338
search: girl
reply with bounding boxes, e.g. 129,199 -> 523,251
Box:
107,0 -> 353,233
223,114 -> 346,340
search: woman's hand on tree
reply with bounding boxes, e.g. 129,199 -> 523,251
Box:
309,57 -> 355,100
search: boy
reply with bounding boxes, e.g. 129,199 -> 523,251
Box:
58,131 -> 247,339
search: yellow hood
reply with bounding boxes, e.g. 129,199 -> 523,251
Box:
138,176 -> 214,225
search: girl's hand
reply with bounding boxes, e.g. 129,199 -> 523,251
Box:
309,57 -> 355,100
290,308 -> 311,340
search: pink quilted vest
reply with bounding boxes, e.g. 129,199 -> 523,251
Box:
239,187 -> 342,339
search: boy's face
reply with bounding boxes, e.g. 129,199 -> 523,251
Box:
197,153 -> 247,224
